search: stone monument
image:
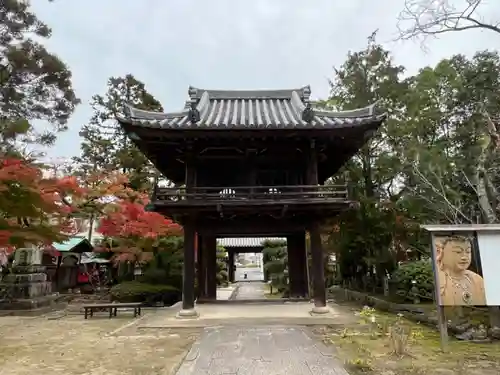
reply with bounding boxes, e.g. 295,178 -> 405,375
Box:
0,247 -> 58,311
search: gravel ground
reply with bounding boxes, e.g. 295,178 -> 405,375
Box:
0,311 -> 199,375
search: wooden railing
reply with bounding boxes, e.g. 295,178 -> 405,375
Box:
153,185 -> 348,203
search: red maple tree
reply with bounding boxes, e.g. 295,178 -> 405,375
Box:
69,170 -> 139,228
96,191 -> 182,263
0,158 -> 83,254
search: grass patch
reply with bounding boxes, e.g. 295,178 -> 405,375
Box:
315,307 -> 500,375
263,283 -> 282,299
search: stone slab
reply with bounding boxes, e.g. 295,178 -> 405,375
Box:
138,302 -> 352,329
235,282 -> 267,299
174,326 -> 349,375
216,286 -> 236,301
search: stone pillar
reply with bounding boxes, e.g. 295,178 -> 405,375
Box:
205,236 -> 217,300
310,222 -> 328,313
287,233 -> 308,298
228,251 -> 235,283
0,247 -> 57,310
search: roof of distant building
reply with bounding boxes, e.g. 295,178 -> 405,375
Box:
217,237 -> 286,248
52,237 -> 93,253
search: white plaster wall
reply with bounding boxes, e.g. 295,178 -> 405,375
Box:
477,231 -> 500,305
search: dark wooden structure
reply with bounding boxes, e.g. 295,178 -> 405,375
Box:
117,86 -> 385,314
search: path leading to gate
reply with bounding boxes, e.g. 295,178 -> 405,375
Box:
233,281 -> 267,299
174,282 -> 349,374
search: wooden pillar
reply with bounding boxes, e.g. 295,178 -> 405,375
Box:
287,233 -> 308,298
228,251 -> 235,283
310,222 -> 327,312
179,218 -> 197,315
177,150 -> 198,317
306,139 -> 318,187
306,138 -> 328,313
297,233 -> 308,297
205,235 -> 217,300
197,234 -> 207,300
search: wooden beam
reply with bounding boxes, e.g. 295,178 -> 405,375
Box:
195,218 -> 307,236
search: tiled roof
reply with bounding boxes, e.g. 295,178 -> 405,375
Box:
217,237 -> 286,248
52,237 -> 93,253
117,86 -> 386,130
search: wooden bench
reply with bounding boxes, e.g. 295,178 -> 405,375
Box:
83,302 -> 142,319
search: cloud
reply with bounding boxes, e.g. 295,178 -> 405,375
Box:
29,0 -> 496,159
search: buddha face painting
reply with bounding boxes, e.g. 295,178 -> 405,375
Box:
434,234 -> 486,306
436,235 -> 472,275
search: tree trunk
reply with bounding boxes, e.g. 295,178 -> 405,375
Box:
474,114 -> 500,327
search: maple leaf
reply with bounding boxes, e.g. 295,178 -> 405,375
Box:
0,158 -> 82,249
96,199 -> 182,263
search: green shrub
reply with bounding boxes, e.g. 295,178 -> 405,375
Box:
141,268 -> 168,285
110,281 -> 179,305
217,270 -> 228,282
390,260 -> 434,302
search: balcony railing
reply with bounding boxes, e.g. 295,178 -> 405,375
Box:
153,185 -> 348,203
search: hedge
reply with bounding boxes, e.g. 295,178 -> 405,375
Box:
110,281 -> 179,306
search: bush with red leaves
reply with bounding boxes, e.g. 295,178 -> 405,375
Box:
96,199 -> 182,263
0,158 -> 83,251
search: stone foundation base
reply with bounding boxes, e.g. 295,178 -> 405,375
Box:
176,308 -> 199,319
311,305 -> 330,315
0,294 -> 60,310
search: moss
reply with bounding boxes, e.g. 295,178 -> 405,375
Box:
319,306 -> 500,374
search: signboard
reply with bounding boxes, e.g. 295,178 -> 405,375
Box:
422,224 -> 500,351
432,234 -> 485,306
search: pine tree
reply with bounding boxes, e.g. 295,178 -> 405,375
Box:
73,74 -> 162,190
0,0 -> 80,156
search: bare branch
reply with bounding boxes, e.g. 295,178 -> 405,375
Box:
411,162 -> 471,223
397,0 -> 500,43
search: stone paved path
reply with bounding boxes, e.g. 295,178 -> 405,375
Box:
174,283 -> 349,374
175,326 -> 348,375
234,281 -> 266,299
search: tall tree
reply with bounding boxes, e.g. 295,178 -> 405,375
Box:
73,75 -> 163,190
322,36 -> 423,287
323,33 -> 409,200
0,0 -> 80,156
401,51 -> 500,224
398,0 -> 500,42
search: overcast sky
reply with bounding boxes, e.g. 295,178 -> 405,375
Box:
30,0 -> 497,160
